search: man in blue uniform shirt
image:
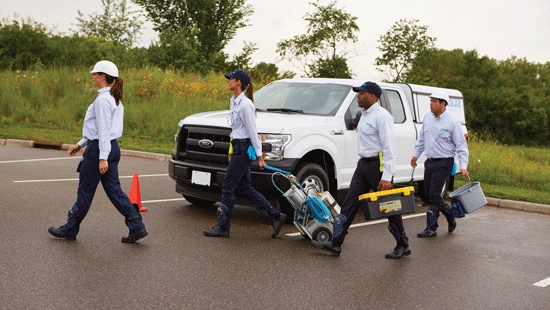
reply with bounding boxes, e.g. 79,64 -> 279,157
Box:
313,81 -> 411,259
411,92 -> 469,238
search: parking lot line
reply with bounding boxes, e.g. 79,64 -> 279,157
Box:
533,276 -> 550,287
143,198 -> 185,204
13,173 -> 168,183
0,157 -> 75,164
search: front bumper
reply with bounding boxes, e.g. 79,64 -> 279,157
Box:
168,157 -> 300,205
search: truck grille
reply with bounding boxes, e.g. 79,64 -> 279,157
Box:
176,125 -> 231,166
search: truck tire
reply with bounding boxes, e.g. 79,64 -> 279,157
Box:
295,163 -> 330,194
278,163 -> 330,223
183,195 -> 216,208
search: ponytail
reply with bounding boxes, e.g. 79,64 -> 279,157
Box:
244,82 -> 254,103
106,75 -> 123,105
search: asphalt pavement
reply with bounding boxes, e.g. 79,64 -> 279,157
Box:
1,139 -> 549,309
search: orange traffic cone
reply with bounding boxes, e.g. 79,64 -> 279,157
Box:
129,173 -> 148,212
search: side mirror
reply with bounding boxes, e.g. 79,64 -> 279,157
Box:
348,110 -> 361,130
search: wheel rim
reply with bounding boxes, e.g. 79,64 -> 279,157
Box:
302,175 -> 325,193
317,230 -> 331,242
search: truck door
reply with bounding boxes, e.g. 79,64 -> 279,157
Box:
380,89 -> 416,184
342,95 -> 361,189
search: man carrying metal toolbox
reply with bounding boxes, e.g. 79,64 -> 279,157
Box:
312,81 -> 411,259
411,92 -> 469,238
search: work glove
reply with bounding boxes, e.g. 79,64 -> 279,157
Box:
247,145 -> 257,160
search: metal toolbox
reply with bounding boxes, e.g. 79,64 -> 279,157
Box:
358,186 -> 416,220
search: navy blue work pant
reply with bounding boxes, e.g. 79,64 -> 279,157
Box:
218,141 -> 279,230
423,158 -> 454,229
333,158 -> 406,247
64,140 -> 145,238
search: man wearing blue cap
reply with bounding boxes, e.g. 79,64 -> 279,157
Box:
312,81 -> 411,259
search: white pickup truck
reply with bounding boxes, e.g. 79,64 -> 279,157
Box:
168,78 -> 467,213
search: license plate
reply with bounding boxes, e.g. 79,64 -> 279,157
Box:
191,170 -> 211,186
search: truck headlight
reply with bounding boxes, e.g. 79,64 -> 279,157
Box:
260,134 -> 291,161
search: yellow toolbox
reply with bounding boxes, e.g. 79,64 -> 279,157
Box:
358,186 -> 416,220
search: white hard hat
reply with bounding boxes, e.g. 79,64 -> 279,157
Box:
90,60 -> 118,77
430,92 -> 450,104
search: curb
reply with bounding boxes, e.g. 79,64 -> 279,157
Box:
3,138 -> 550,216
486,197 -> 550,215
1,139 -> 171,162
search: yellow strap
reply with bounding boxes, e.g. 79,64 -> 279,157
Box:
378,151 -> 383,172
228,139 -> 233,155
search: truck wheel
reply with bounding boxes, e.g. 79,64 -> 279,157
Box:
312,227 -> 332,243
278,163 -> 330,223
183,195 -> 216,207
295,163 -> 329,193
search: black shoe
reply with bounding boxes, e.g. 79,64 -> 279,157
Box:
385,245 -> 411,259
121,229 -> 148,243
203,225 -> 230,238
311,240 -> 341,257
417,228 -> 437,238
48,226 -> 76,241
271,213 -> 287,238
448,218 -> 457,233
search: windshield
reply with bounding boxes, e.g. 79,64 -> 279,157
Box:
254,82 -> 351,116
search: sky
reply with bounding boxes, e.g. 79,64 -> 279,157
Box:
2,0 -> 549,80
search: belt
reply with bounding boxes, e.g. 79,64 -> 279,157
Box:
87,139 -> 117,142
426,157 -> 452,162
231,138 -> 250,144
361,156 -> 379,162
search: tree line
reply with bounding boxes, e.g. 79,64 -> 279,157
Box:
1,0 -> 548,146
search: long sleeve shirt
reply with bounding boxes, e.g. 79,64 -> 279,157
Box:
357,102 -> 397,182
77,87 -> 124,160
414,110 -> 469,170
228,92 -> 262,157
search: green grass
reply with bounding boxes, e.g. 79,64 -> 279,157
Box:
2,68 -> 549,206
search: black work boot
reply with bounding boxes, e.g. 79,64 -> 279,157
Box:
386,230 -> 410,259
385,245 -> 411,259
311,240 -> 341,257
203,225 -> 230,238
48,226 -> 76,241
417,228 -> 437,238
443,205 -> 457,232
121,229 -> 148,243
271,213 -> 287,238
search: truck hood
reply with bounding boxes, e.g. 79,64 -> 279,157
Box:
181,110 -> 334,134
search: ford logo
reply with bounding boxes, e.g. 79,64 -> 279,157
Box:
198,139 -> 214,148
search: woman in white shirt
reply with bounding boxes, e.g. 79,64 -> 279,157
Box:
203,70 -> 286,238
48,60 -> 148,243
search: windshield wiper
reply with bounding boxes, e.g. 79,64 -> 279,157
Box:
266,108 -> 304,114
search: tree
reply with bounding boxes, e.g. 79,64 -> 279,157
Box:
133,0 -> 252,71
0,16 -> 51,70
73,0 -> 144,48
225,41 -> 258,72
376,19 -> 436,82
407,48 -> 550,146
276,1 -> 359,78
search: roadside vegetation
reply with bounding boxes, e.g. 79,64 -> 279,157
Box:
1,69 -> 549,206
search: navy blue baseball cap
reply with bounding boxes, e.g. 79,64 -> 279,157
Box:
224,70 -> 251,86
352,81 -> 382,98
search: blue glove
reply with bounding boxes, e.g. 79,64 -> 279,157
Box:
247,145 -> 257,160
